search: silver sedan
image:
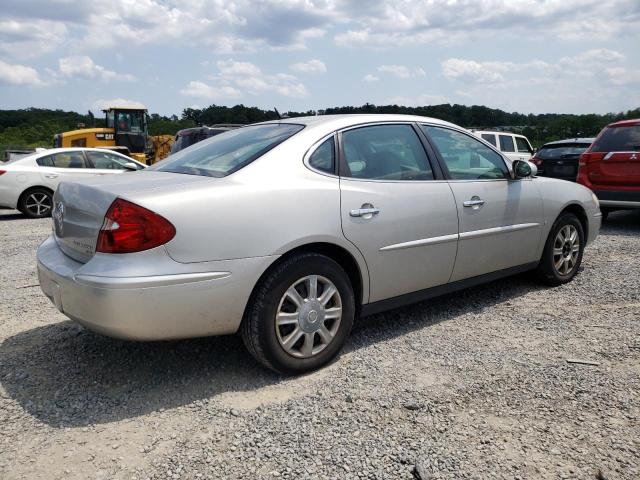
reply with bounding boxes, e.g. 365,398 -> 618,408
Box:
37,114 -> 602,373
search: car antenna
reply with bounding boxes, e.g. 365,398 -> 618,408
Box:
274,107 -> 288,119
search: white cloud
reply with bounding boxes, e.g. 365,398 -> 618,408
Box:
442,59 -> 509,83
442,49 -> 629,86
179,81 -> 243,101
438,48 -> 639,113
181,59 -> 309,100
289,59 -> 326,74
58,56 -> 136,81
0,18 -> 67,57
333,0 -> 640,48
91,98 -> 147,111
377,65 -> 426,79
363,74 -> 379,82
0,60 -> 45,86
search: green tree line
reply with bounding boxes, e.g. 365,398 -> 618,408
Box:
2,104 -> 639,157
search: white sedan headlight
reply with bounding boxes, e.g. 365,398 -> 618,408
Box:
591,192 -> 600,209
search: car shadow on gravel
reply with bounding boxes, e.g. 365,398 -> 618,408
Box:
600,209 -> 640,237
0,211 -> 26,221
0,270 -> 550,428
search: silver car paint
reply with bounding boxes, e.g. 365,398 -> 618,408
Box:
37,114 -> 601,341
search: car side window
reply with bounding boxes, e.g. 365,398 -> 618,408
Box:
499,135 -> 516,152
515,137 -> 532,153
86,151 -> 128,170
36,155 -> 55,167
341,124 -> 434,181
481,133 -> 497,147
40,152 -> 87,168
308,137 -> 335,174
421,125 -> 509,180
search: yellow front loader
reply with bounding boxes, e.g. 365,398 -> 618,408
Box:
54,106 -> 173,164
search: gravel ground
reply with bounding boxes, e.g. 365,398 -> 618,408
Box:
0,208 -> 639,480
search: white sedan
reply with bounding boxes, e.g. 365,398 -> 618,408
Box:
0,148 -> 145,218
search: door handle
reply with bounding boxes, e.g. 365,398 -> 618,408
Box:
45,174 -> 59,179
463,198 -> 485,207
350,207 -> 380,217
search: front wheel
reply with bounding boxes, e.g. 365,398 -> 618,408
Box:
241,253 -> 355,374
535,212 -> 585,286
19,188 -> 53,218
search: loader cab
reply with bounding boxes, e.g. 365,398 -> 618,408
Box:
103,107 -> 149,156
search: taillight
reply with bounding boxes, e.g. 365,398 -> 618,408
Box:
0,170 -> 6,176
579,152 -> 604,167
96,198 -> 176,254
530,156 -> 542,166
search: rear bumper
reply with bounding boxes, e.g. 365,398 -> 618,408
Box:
594,189 -> 640,209
36,236 -> 276,340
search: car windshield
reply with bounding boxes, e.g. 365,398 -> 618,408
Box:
153,123 -> 304,177
537,143 -> 591,159
591,125 -> 640,152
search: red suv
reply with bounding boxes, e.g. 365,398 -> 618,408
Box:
577,119 -> 640,218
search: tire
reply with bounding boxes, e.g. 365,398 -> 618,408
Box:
19,188 -> 53,218
535,212 -> 585,286
241,252 -> 355,374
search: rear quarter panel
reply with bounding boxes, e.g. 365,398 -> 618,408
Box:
129,135 -> 371,300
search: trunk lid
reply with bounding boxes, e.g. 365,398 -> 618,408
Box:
52,171 -> 209,263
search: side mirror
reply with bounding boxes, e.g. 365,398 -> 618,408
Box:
512,160 -> 537,179
123,162 -> 138,171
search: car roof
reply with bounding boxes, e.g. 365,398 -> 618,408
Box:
27,147 -> 130,157
471,129 -> 525,136
607,118 -> 640,128
257,114 -> 457,131
14,147 -> 143,165
542,138 -> 595,146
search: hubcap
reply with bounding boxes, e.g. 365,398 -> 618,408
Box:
553,225 -> 580,276
25,192 -> 52,217
275,275 -> 342,359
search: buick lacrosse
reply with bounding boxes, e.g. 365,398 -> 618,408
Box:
37,115 -> 601,373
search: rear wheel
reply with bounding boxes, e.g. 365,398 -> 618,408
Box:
536,212 -> 585,286
241,253 -> 355,374
19,188 -> 53,218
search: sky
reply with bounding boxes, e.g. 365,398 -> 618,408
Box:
0,0 -> 639,117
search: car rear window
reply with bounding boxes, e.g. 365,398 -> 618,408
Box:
537,143 -> 591,159
591,125 -> 640,152
153,123 -> 304,177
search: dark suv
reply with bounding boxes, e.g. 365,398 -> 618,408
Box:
170,124 -> 243,154
530,138 -> 594,181
577,119 -> 640,217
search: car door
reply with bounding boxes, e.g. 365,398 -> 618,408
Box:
421,125 -> 543,282
84,150 -> 140,174
338,123 -> 459,302
36,151 -> 98,190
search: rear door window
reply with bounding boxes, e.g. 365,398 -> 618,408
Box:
37,152 -> 87,168
341,124 -> 434,181
591,126 -> 640,152
499,135 -> 516,152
